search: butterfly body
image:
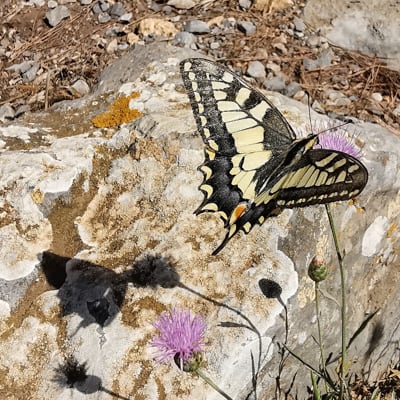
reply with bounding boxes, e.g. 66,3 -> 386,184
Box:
180,58 -> 368,255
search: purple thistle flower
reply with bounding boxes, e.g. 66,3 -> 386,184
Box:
315,124 -> 361,159
150,308 -> 206,370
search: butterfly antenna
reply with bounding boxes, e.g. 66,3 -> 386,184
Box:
305,91 -> 314,134
305,91 -> 351,136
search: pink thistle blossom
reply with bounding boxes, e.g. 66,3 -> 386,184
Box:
315,124 -> 361,159
150,308 -> 206,370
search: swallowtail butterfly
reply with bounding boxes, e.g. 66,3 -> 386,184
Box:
180,58 -> 368,255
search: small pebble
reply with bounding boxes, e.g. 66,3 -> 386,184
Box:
293,17 -> 305,32
118,42 -> 129,51
147,72 -> 167,86
119,13 -> 133,23
109,2 -> 125,18
303,57 -> 319,71
23,62 -> 40,81
162,6 -> 173,14
45,5 -> 70,27
247,61 -> 266,80
392,107 -> 400,117
7,60 -> 33,74
99,0 -> 110,12
273,42 -> 287,54
284,81 -> 302,98
266,62 -> 281,74
173,31 -> 196,47
317,48 -> 333,68
15,104 -> 30,118
71,79 -> 90,96
0,104 -> 15,123
238,0 -> 251,9
48,0 -> 58,9
80,0 -> 93,5
92,2 -> 102,13
334,97 -> 352,107
307,34 -> 320,47
263,76 -> 286,92
368,107 -> 384,116
98,12 -> 112,23
371,92 -> 383,102
184,20 -> 210,34
224,17 -> 236,29
210,41 -> 220,50
127,32 -> 140,45
293,90 -> 306,101
237,20 -> 256,35
106,38 -> 118,53
167,0 -> 196,9
312,100 -> 325,113
105,27 -> 120,37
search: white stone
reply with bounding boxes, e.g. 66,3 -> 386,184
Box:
362,215 -> 389,257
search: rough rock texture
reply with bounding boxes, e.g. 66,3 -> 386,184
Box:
303,0 -> 400,70
0,43 -> 399,399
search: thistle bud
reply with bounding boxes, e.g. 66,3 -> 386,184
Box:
176,352 -> 204,373
308,256 -> 328,282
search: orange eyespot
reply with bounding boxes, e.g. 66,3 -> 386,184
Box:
230,203 -> 248,224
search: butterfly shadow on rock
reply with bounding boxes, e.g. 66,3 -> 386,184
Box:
39,251 -> 182,331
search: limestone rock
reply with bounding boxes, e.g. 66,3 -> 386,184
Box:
303,0 -> 400,70
138,18 -> 178,39
0,43 -> 399,400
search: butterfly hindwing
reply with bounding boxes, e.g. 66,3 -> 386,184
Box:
212,149 -> 368,254
271,149 -> 368,208
180,58 -> 368,254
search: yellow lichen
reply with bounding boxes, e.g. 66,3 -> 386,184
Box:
92,92 -> 142,128
31,188 -> 45,205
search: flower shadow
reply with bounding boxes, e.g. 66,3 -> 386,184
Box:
53,355 -> 130,399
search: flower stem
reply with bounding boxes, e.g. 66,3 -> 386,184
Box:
325,204 -> 346,399
196,368 -> 233,400
314,282 -> 328,394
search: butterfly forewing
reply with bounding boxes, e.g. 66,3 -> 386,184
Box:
180,58 -> 368,254
180,58 -> 297,220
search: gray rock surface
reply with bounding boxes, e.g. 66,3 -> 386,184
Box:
304,0 -> 400,70
0,42 -> 399,399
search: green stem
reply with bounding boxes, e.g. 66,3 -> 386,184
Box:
196,368 -> 233,400
315,282 -> 328,394
325,204 -> 346,399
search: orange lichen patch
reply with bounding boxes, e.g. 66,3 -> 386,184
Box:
91,92 -> 142,128
386,223 -> 397,238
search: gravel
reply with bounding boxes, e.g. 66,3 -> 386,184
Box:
0,0 -> 397,131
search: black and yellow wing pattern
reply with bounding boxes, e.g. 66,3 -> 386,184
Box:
180,58 -> 368,255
